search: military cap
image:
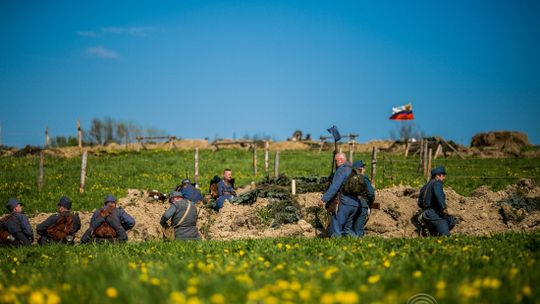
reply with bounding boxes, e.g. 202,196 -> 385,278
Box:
104,194 -> 117,204
352,160 -> 366,169
181,179 -> 192,185
169,191 -> 183,198
431,166 -> 447,176
6,198 -> 22,212
58,196 -> 72,209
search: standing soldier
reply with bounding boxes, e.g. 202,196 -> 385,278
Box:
0,198 -> 33,245
418,166 -> 456,236
36,196 -> 81,245
160,191 -> 201,240
319,153 -> 360,237
351,160 -> 375,237
81,195 -> 136,243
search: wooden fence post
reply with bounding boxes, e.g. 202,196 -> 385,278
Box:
404,141 -> 410,157
79,150 -> 87,193
349,140 -> 354,163
253,146 -> 257,176
194,148 -> 199,187
434,144 -> 443,159
77,118 -> 82,149
423,141 -> 429,178
264,141 -> 269,173
291,179 -> 296,195
371,147 -> 377,187
38,151 -> 44,191
274,151 -> 280,177
427,148 -> 433,181
417,139 -> 424,173
45,127 -> 49,148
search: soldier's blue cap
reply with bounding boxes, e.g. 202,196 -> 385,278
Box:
431,166 -> 447,176
58,196 -> 72,209
352,160 -> 365,169
181,179 -> 192,185
169,191 -> 183,198
104,194 -> 117,204
6,198 -> 22,212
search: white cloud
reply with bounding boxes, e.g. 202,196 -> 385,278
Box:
86,45 -> 119,59
77,31 -> 97,37
102,26 -> 155,36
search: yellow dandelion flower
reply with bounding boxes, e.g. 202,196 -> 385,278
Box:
320,292 -> 335,304
368,275 -> 380,284
150,278 -> 160,286
170,292 -> 186,304
210,293 -> 225,304
436,280 -> 446,290
335,291 -> 358,304
186,286 -> 197,295
28,291 -> 45,304
413,271 -> 422,278
383,260 -> 390,268
105,287 -> 118,298
522,285 -> 532,296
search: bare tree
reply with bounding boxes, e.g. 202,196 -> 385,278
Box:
116,122 -> 128,145
89,118 -> 104,144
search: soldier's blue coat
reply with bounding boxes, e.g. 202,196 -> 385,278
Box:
322,162 -> 360,237
181,184 -> 203,203
216,180 -> 235,210
418,179 -> 455,236
36,211 -> 81,244
160,198 -> 200,240
3,212 -> 33,245
353,174 -> 375,237
81,206 -> 135,243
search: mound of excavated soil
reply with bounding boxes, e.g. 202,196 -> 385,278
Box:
25,180 -> 540,242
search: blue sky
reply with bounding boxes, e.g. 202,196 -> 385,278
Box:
1,0 -> 539,147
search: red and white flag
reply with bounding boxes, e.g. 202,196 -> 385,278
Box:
389,103 -> 414,120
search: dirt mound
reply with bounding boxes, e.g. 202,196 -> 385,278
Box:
471,131 -> 530,155
25,179 -> 540,242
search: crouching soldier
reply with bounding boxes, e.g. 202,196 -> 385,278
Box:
36,196 -> 81,245
0,198 -> 33,246
418,166 -> 457,236
351,160 -> 375,237
178,179 -> 203,204
81,195 -> 135,243
215,169 -> 236,211
160,191 -> 200,240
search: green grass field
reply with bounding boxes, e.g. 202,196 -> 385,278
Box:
1,150 -> 539,213
0,233 -> 538,304
1,151 -> 539,303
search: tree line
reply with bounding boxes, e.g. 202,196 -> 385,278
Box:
50,118 -> 166,147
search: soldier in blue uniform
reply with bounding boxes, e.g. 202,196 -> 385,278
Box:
320,153 -> 360,237
160,191 -> 201,240
1,198 -> 33,245
418,166 -> 456,236
81,195 -> 136,243
179,179 -> 203,204
351,160 -> 375,237
216,169 -> 236,210
36,196 -> 81,245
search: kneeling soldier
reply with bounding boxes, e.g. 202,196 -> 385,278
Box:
36,196 -> 81,245
418,166 -> 456,236
0,198 -> 33,246
160,191 -> 201,240
81,195 -> 135,243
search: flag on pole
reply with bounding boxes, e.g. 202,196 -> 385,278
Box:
327,125 -> 342,142
389,103 -> 414,120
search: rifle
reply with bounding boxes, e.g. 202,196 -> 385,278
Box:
327,125 -> 342,180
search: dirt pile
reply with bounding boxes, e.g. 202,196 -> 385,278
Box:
471,131 -> 530,156
25,179 -> 540,242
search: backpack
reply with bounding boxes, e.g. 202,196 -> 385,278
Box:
342,166 -> 369,198
0,215 -> 14,244
93,206 -> 118,238
209,176 -> 221,200
46,213 -> 74,241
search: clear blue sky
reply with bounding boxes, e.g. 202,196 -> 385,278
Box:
1,0 -> 539,147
